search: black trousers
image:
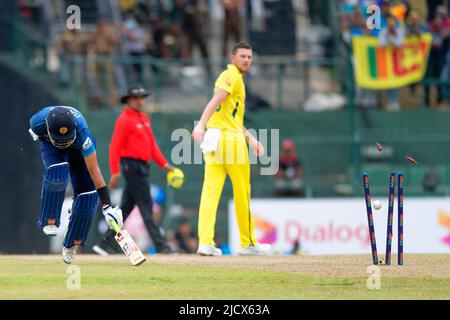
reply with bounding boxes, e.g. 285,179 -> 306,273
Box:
98,158 -> 168,252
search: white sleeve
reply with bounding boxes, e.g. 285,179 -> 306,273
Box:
393,27 -> 405,47
378,30 -> 388,47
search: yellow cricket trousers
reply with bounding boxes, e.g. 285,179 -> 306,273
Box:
198,129 -> 257,247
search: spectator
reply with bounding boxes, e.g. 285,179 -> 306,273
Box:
370,0 -> 394,36
349,5 -> 371,35
441,39 -> 450,103
220,0 -> 244,58
88,19 -> 120,107
423,167 -> 440,193
118,0 -> 137,12
379,14 -> 405,48
406,10 -> 428,96
148,7 -> 166,59
306,0 -> 328,25
179,0 -> 212,79
150,185 -> 166,228
274,140 -> 305,197
406,10 -> 428,37
56,29 -> 89,88
338,1 -> 353,44
290,239 -> 302,255
389,0 -> 410,22
122,13 -> 147,84
341,4 -> 379,109
155,0 -> 188,59
408,0 -> 428,23
379,15 -> 405,111
214,235 -> 231,255
425,5 -> 450,108
173,218 -> 198,253
427,0 -> 445,21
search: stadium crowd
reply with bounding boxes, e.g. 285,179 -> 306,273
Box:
338,0 -> 450,110
17,0 -> 450,110
18,0 -> 247,108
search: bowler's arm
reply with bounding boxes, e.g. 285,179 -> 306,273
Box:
192,89 -> 229,142
243,127 -> 265,156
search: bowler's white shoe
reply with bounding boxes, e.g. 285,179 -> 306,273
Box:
239,243 -> 272,256
197,244 -> 222,256
62,245 -> 79,264
43,225 -> 58,236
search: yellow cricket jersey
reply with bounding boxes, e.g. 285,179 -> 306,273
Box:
207,64 -> 246,130
199,64 -> 257,248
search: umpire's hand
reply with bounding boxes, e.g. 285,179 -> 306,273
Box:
109,174 -> 120,190
163,164 -> 176,173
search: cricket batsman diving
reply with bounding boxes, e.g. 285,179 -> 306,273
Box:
28,106 -> 123,264
192,42 -> 271,256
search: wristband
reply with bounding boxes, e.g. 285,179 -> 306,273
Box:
96,186 -> 111,206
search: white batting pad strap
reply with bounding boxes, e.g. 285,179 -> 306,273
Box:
48,162 -> 69,168
77,190 -> 97,197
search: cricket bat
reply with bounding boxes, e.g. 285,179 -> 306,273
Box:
110,221 -> 147,266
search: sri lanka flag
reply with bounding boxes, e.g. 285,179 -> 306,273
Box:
352,34 -> 432,90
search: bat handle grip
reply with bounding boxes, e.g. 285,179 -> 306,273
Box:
110,220 -> 122,233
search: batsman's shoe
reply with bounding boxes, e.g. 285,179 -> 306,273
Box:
197,244 -> 222,256
43,225 -> 58,236
239,243 -> 272,256
62,245 -> 79,264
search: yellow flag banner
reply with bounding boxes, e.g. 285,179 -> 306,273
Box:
352,34 -> 432,90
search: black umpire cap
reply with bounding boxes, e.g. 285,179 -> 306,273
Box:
46,107 -> 77,148
120,84 -> 150,104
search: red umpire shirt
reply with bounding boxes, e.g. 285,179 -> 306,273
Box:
109,107 -> 168,175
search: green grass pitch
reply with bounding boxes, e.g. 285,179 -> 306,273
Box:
0,254 -> 449,299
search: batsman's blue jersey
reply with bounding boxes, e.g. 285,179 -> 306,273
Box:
29,106 -> 96,157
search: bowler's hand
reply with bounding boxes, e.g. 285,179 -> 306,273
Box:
192,123 -> 205,143
249,138 -> 265,157
109,174 -> 120,190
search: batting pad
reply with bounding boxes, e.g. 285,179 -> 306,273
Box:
39,162 -> 69,228
63,190 -> 99,248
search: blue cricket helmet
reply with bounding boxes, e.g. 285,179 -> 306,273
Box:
46,107 -> 76,148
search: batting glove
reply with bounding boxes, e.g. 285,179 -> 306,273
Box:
102,205 -> 123,229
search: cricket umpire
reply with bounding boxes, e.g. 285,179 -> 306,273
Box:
93,84 -> 177,254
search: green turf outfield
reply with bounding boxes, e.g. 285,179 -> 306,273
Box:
0,254 -> 449,299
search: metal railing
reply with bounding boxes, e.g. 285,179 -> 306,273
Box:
61,54 -> 348,112
3,14 -> 347,111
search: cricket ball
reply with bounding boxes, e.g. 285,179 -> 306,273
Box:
373,200 -> 382,210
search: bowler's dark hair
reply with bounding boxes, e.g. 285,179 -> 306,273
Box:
232,42 -> 252,55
